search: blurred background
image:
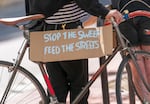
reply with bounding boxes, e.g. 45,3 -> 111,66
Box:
0,0 -> 22,7
0,0 -> 25,40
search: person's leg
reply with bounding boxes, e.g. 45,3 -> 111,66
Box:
129,49 -> 150,103
119,18 -> 150,102
141,45 -> 150,84
129,57 -> 150,102
119,20 -> 147,83
139,17 -> 150,85
129,17 -> 150,102
59,59 -> 89,104
129,46 -> 147,76
119,17 -> 150,83
45,23 -> 72,103
129,46 -> 148,85
46,62 -> 69,103
62,22 -> 89,103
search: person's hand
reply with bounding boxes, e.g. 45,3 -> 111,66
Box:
105,9 -> 123,24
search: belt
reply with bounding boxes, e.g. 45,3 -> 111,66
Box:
45,21 -> 82,30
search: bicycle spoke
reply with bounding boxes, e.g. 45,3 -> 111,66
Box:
0,61 -> 47,104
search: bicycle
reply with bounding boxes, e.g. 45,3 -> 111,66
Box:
72,10 -> 150,104
0,10 -> 150,104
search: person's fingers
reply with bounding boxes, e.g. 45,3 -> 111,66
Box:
105,10 -> 123,24
112,10 -> 123,24
114,15 -> 122,24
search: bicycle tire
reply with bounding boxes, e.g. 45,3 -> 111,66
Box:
0,60 -> 48,104
116,50 -> 150,104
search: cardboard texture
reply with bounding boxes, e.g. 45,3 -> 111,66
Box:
29,24 -> 113,62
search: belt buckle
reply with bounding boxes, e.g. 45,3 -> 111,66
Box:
61,24 -> 66,30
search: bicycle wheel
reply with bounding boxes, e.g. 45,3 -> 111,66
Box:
116,50 -> 150,104
0,61 -> 48,104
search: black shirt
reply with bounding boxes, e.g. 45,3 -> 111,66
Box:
26,0 -> 109,18
113,0 -> 150,12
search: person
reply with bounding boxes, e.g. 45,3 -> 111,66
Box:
112,0 -> 150,102
27,0 -> 122,103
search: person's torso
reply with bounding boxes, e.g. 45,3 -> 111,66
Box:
45,0 -> 88,24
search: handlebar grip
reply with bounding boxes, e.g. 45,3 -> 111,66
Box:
106,10 -> 150,25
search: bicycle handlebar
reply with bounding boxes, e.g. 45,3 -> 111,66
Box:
105,10 -> 150,26
123,10 -> 150,20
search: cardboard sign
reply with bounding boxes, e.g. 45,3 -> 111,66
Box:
29,24 -> 113,62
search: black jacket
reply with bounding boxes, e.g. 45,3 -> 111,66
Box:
26,0 -> 109,18
112,0 -> 150,12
